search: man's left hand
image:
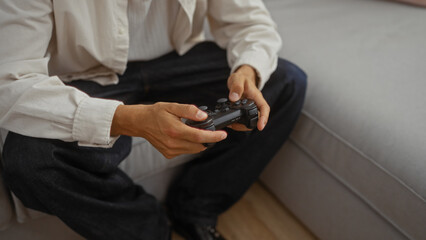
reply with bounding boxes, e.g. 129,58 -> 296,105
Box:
227,65 -> 270,131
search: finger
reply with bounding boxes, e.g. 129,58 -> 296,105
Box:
181,141 -> 210,154
161,144 -> 206,159
228,75 -> 245,102
246,88 -> 270,131
180,124 -> 228,143
228,123 -> 252,132
168,140 -> 208,155
166,103 -> 207,121
153,137 -> 207,159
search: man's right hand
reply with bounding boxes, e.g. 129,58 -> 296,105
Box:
110,102 -> 227,159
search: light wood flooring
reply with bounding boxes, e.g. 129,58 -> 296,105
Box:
172,182 -> 317,240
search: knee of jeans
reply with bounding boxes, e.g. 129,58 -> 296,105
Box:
275,58 -> 308,98
277,58 -> 308,98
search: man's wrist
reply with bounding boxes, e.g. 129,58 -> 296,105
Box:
110,104 -> 152,137
111,105 -> 126,137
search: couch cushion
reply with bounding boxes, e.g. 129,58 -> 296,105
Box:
262,141 -> 409,240
119,137 -> 198,182
264,0 -> 426,239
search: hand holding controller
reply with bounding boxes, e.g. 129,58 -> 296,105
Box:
185,98 -> 258,146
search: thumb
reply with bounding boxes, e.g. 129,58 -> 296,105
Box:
228,76 -> 245,102
166,103 -> 208,121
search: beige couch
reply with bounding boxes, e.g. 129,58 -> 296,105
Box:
260,0 -> 426,239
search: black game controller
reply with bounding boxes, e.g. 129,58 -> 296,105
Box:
185,98 -> 258,146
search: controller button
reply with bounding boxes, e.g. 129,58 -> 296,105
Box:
234,100 -> 241,105
242,99 -> 248,105
217,98 -> 228,104
199,106 -> 208,111
215,109 -> 220,113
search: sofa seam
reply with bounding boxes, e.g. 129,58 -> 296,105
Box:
297,110 -> 425,203
288,137 -> 413,240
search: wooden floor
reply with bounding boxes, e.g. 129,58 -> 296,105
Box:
172,182 -> 317,240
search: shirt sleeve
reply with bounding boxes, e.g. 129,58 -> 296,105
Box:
207,0 -> 282,90
0,0 -> 122,148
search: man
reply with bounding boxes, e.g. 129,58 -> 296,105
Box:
0,0 -> 306,239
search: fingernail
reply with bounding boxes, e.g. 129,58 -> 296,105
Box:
230,92 -> 239,101
221,133 -> 227,139
196,110 -> 207,119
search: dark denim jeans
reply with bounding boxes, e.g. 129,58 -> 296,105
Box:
1,42 -> 307,240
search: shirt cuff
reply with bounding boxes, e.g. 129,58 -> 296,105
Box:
72,96 -> 123,148
231,50 -> 278,91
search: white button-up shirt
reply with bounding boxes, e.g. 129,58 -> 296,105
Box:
0,0 -> 282,148
128,0 -> 180,61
